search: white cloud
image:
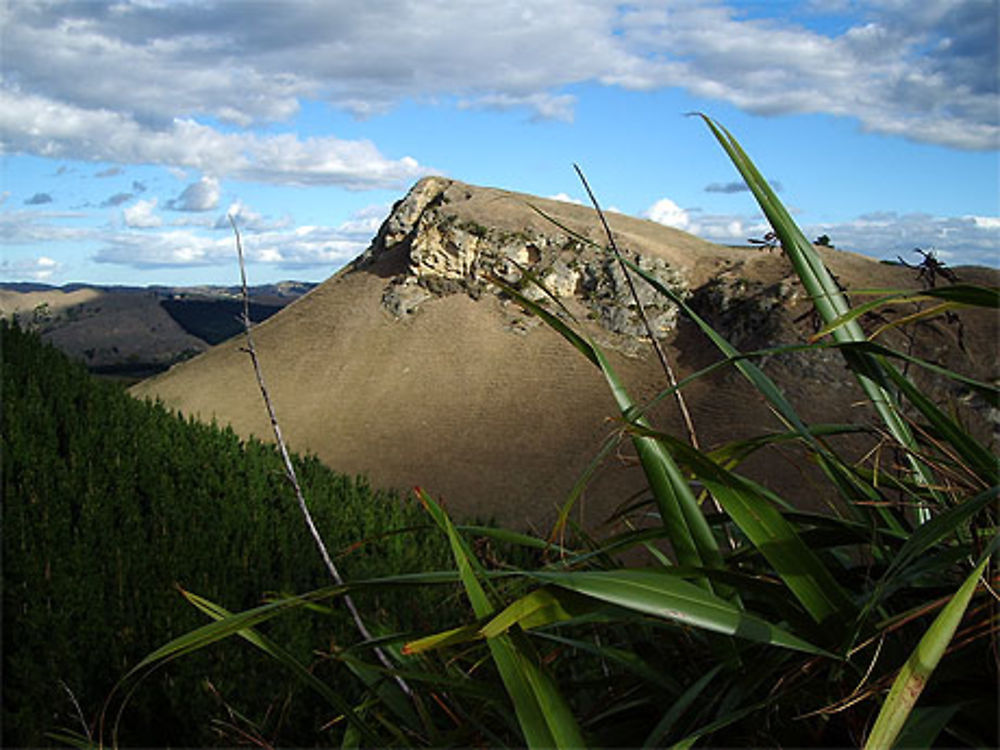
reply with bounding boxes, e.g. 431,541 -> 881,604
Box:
218,200 -> 292,233
612,1 -> 998,150
459,92 -> 577,122
93,230 -> 230,268
334,204 -> 390,238
91,204 -> 391,270
0,89 -> 433,190
548,193 -> 584,205
0,255 -> 62,281
806,211 -> 1000,267
168,177 -> 220,212
637,198 -> 999,266
92,224 -> 369,270
0,209 -> 93,244
644,197 -> 691,231
1,0 -> 995,170
123,198 -> 162,228
970,215 -> 1000,230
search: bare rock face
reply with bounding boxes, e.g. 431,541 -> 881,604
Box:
359,177 -> 690,347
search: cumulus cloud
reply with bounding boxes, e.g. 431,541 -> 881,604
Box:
216,200 -> 292,233
24,192 -> 53,205
0,209 -> 93,244
459,92 -> 578,122
548,192 -> 584,205
330,204 -> 389,238
0,255 -> 62,281
806,211 -> 1000,267
92,205 -> 388,269
93,224 -> 370,270
644,197 -> 692,231
643,197 -> 780,242
0,0 -> 995,176
0,88 -> 433,189
638,198 -> 1000,266
614,1 -> 998,149
167,177 -> 220,212
123,198 -> 162,228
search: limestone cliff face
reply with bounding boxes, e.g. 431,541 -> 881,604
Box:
358,176 -> 689,344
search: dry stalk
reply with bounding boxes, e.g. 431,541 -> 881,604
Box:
229,218 -> 411,697
573,164 -> 701,451
573,166 -> 735,546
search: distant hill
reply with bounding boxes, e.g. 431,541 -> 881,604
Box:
0,281 -> 315,378
131,177 -> 998,530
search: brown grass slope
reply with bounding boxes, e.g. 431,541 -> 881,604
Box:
130,178 -> 997,531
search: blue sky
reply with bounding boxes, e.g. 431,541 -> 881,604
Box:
2,0 -> 997,286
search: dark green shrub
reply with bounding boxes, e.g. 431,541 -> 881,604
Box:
1,321 -> 450,746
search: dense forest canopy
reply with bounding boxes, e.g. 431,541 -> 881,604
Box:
2,321 -> 451,746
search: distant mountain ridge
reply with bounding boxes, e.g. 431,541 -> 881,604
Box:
130,177 -> 998,530
0,280 -> 315,378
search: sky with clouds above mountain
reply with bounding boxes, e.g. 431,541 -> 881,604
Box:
1,0 -> 997,286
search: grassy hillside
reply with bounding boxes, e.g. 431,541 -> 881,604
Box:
131,178 -> 999,533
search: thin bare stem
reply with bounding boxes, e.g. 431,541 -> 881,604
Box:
59,680 -> 92,743
572,164 -> 701,451
573,166 -> 735,548
229,217 -> 411,697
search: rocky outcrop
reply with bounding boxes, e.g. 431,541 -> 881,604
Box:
359,177 -> 689,346
132,175 -> 998,531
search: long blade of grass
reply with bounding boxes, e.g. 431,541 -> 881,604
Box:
831,340 -> 998,408
401,623 -> 482,655
623,255 -> 907,535
810,283 -> 998,341
880,362 -> 998,487
668,699 -> 768,750
480,587 -> 595,639
626,424 -> 856,625
893,704 -> 963,749
418,489 -> 586,749
574,163 -> 702,452
694,113 -> 943,520
531,569 -> 829,655
882,485 -> 998,584
642,664 -> 725,748
125,585 -> 345,676
550,429 -> 623,544
492,275 -> 723,576
111,585 -> 386,745
862,551 -> 992,750
181,589 -> 396,744
457,524 -> 574,557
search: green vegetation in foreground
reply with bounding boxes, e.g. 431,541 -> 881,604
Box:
1,321 -> 454,746
132,118 -> 997,748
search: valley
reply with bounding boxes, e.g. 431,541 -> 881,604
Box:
0,281 -> 314,381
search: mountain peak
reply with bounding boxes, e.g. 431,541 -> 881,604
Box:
354,177 -> 738,346
131,178 -> 997,530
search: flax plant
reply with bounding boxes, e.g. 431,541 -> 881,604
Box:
122,119 -> 996,749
